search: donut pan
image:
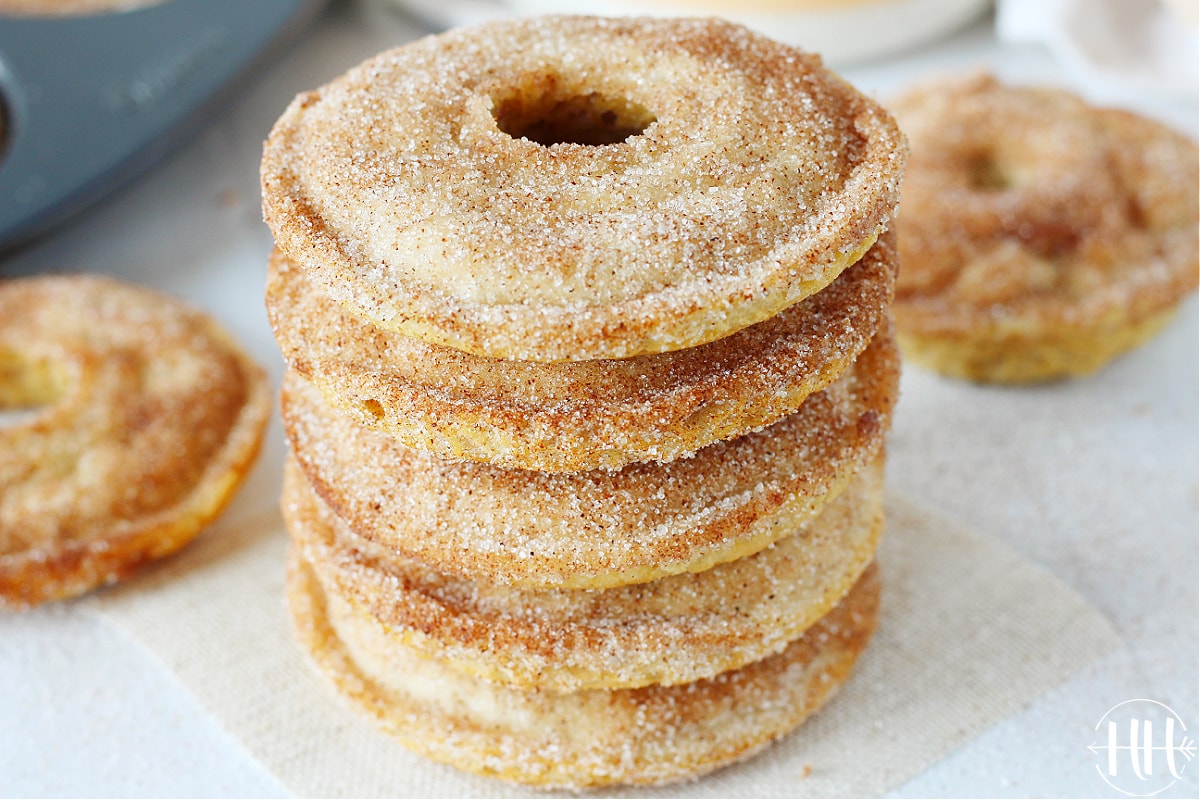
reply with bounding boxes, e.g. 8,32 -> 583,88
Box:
0,0 -> 324,255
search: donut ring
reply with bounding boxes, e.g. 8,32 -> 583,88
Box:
281,325 -> 898,590
287,545 -> 880,790
266,235 -> 897,472
0,275 -> 270,607
260,15 -> 906,362
284,453 -> 883,692
891,73 -> 1199,382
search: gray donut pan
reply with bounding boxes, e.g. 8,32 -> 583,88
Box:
0,0 -> 324,255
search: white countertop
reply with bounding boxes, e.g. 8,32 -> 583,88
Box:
1,2 -> 1197,796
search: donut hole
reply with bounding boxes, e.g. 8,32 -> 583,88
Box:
0,352 -> 65,427
492,85 -> 655,147
967,150 -> 1015,191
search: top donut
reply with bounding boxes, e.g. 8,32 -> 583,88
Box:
261,15 -> 906,362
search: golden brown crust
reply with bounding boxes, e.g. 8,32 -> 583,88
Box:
283,452 -> 884,691
266,235 -> 897,472
287,546 -> 880,789
896,304 -> 1185,383
260,15 -> 906,362
281,324 -> 898,590
891,73 -> 1199,382
0,275 -> 270,608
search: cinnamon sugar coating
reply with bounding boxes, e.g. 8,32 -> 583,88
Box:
260,15 -> 906,362
287,547 -> 880,790
266,235 -> 896,472
281,326 -> 898,590
0,276 -> 269,607
283,453 -> 883,692
892,73 -> 1199,382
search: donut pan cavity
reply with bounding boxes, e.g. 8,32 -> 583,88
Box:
0,0 -> 324,255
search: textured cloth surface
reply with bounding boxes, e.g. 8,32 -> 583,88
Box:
91,489 -> 1118,798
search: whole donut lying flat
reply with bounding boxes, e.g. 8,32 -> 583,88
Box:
267,235 -> 896,472
287,545 -> 880,790
891,73 -> 1199,383
260,15 -> 906,362
281,326 -> 898,590
0,275 -> 269,607
283,453 -> 882,692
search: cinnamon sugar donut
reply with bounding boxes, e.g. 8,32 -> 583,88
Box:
891,73 -> 1199,383
287,545 -> 880,789
284,453 -> 883,692
0,275 -> 269,607
281,326 -> 898,590
260,15 -> 906,362
267,235 -> 897,472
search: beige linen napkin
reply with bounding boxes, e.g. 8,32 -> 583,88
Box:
89,488 -> 1118,798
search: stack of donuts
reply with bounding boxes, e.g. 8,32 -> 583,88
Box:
261,16 -> 906,789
